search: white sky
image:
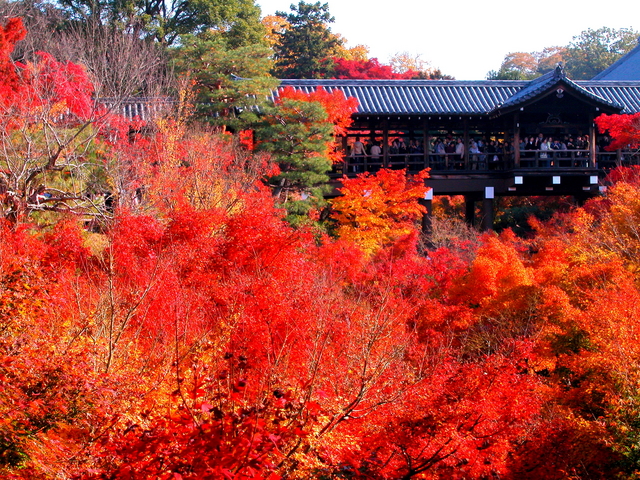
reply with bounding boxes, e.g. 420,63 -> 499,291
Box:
257,0 -> 640,80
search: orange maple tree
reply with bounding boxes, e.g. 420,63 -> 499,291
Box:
331,168 -> 430,255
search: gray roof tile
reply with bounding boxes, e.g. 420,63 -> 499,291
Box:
278,78 -> 640,116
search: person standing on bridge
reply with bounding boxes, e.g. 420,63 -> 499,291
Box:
370,141 -> 382,171
455,137 -> 465,169
350,136 -> 366,172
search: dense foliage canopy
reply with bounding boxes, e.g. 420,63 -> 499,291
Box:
5,13 -> 640,480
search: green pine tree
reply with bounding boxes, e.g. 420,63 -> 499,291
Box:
272,1 -> 340,79
56,0 -> 266,46
255,96 -> 334,224
172,33 -> 277,131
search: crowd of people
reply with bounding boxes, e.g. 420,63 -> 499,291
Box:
346,133 -> 615,172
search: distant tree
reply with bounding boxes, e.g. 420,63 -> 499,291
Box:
1,2 -> 172,98
414,68 -> 455,80
0,1 -> 65,56
332,57 -> 417,79
487,52 -> 539,80
48,0 -> 266,46
486,48 -> 568,80
389,51 -> 429,74
486,68 -> 530,80
262,13 -> 289,49
595,113 -> 640,151
503,52 -> 538,75
537,46 -> 567,74
272,1 -> 340,78
0,17 -> 107,225
331,168 -> 429,255
59,23 -> 171,98
564,27 -> 639,79
332,34 -> 369,62
389,51 -> 453,79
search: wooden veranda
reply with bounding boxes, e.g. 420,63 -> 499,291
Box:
281,65 -> 640,229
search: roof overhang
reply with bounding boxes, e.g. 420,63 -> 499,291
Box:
488,66 -> 623,118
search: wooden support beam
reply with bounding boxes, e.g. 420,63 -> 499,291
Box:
342,135 -> 348,173
463,118 -> 469,169
589,113 -> 596,168
482,186 -> 494,231
465,195 -> 475,226
382,119 -> 389,169
423,118 -> 429,170
514,113 -> 521,168
419,197 -> 433,235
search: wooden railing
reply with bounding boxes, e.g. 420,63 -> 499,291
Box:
332,149 -> 640,176
597,150 -> 640,169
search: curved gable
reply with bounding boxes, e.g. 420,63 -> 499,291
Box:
490,65 -> 622,117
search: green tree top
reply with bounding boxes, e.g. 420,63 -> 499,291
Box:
272,1 -> 340,79
55,0 -> 266,46
565,27 -> 639,80
255,95 -> 334,223
172,33 -> 277,130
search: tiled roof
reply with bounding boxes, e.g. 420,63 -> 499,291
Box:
278,77 -> 640,116
278,79 -> 525,115
492,65 -> 622,113
582,82 -> 640,113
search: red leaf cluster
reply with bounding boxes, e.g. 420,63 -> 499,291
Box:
277,85 -> 358,163
595,112 -> 640,151
3,17 -> 640,478
0,18 -> 93,125
332,56 -> 419,80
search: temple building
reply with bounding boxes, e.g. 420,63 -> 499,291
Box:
280,60 -> 640,229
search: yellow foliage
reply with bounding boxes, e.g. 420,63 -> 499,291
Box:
331,169 -> 428,256
262,15 -> 289,49
332,37 -> 370,62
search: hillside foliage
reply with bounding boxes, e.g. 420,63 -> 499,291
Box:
4,14 -> 640,480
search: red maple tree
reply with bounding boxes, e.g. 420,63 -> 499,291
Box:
332,57 -> 419,79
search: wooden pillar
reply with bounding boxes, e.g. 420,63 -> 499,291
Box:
423,119 -> 429,170
514,113 -> 521,168
482,186 -> 494,231
419,195 -> 433,235
463,118 -> 470,169
382,119 -> 389,168
574,194 -> 591,207
589,113 -> 597,168
464,196 -> 475,226
342,135 -> 348,174
485,123 -> 492,171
